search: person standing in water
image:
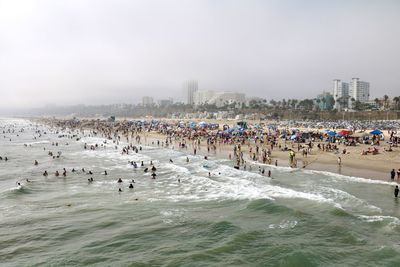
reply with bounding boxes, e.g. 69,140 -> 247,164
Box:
394,185 -> 399,198
390,169 -> 396,180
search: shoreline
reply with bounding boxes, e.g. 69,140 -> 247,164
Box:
140,132 -> 397,183
34,117 -> 400,183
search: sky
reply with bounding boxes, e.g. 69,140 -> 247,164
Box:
0,0 -> 399,109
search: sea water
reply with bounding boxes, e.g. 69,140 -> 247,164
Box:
1,118 -> 400,267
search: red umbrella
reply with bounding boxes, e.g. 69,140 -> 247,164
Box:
337,129 -> 352,135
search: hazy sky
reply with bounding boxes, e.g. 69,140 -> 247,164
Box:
1,0 -> 399,108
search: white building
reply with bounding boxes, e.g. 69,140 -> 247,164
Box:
183,80 -> 198,105
193,90 -> 245,107
193,90 -> 216,105
333,79 -> 349,110
210,92 -> 246,108
142,96 -> 154,106
349,78 -> 370,104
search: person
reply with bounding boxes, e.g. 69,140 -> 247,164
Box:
118,188 -> 122,192
169,159 -> 173,163
186,157 -> 189,163
151,166 -> 156,172
151,172 -> 157,179
129,183 -> 134,189
104,170 -> 108,175
43,170 -> 48,176
397,169 -> 400,179
268,170 -> 271,177
34,160 -> 38,165
144,167 -> 148,173
395,185 -> 399,198
337,157 -> 341,166
391,169 -> 396,180
275,160 -> 278,167
117,178 -> 123,183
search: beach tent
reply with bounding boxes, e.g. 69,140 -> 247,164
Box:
370,129 -> 382,135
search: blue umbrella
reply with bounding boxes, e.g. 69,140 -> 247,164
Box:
370,129 -> 382,135
327,131 -> 337,136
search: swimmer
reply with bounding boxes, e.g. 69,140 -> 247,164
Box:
268,170 -> 271,177
186,157 -> 189,163
34,160 -> 38,166
117,178 -> 123,183
169,159 -> 173,163
55,170 -> 59,177
144,168 -> 149,173
395,185 -> 399,198
131,179 -> 135,183
119,188 -> 122,192
104,170 -> 108,175
43,170 -> 48,176
151,172 -> 157,179
151,166 -> 157,172
129,183 -> 134,189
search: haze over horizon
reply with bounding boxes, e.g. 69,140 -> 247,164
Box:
1,0 -> 399,109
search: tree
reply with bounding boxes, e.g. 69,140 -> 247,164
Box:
383,95 -> 389,109
393,96 -> 400,110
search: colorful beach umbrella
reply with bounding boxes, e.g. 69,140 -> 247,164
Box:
327,131 -> 337,136
370,129 -> 382,135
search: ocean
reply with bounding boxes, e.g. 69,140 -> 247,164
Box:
1,118 -> 400,267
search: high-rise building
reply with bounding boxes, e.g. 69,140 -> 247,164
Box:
142,96 -> 154,107
333,79 -> 349,110
183,80 -> 198,105
349,78 -> 370,104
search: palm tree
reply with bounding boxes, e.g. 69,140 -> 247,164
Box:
384,95 -> 389,109
374,98 -> 380,109
393,96 -> 400,110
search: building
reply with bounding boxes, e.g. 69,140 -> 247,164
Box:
193,90 -> 246,108
209,92 -> 246,108
333,79 -> 349,110
142,96 -> 154,107
183,80 -> 198,105
193,90 -> 216,105
349,78 -> 370,106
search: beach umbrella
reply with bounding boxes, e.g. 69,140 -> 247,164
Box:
370,129 -> 382,135
327,131 -> 337,136
337,130 -> 352,135
290,134 -> 297,140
